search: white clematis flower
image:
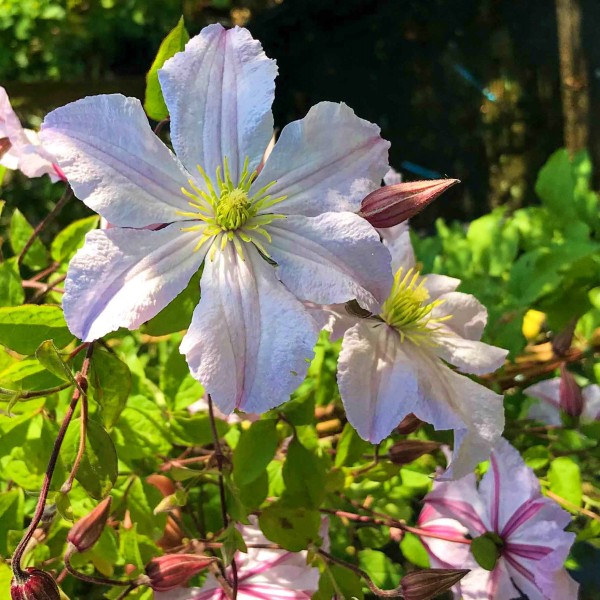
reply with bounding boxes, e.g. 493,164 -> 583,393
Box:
315,223 -> 507,479
40,24 -> 392,415
0,86 -> 64,181
420,438 -> 579,600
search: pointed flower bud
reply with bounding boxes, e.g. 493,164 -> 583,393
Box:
395,413 -> 423,435
145,554 -> 215,592
10,568 -> 60,600
559,364 -> 584,417
400,568 -> 470,600
67,496 -> 112,554
359,179 -> 459,228
388,439 -> 440,465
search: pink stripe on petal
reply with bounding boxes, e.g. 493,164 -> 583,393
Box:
490,452 -> 501,532
504,553 -> 538,587
237,551 -> 293,582
501,498 -> 544,539
426,498 -> 487,533
505,542 -> 553,561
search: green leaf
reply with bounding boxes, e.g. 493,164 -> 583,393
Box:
88,347 -> 131,428
315,564 -> 364,600
143,270 -> 200,336
233,419 -> 279,486
0,258 -> 24,306
50,216 -> 99,263
0,489 -> 24,555
9,209 -> 48,270
282,437 -> 327,508
0,357 -> 66,393
169,412 -> 227,446
335,423 -> 370,467
357,549 -> 402,588
125,478 -> 167,539
144,16 -> 189,121
119,524 -> 144,572
218,524 -> 247,566
0,305 -> 72,354
400,532 -> 430,568
471,533 -> 501,571
535,149 -> 576,216
62,418 -> 118,499
35,340 -> 77,385
548,456 -> 582,508
259,502 -> 321,551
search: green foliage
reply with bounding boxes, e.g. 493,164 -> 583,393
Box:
144,16 -> 189,121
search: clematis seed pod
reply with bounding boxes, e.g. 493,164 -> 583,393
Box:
67,496 -> 112,554
559,364 -> 584,417
145,554 -> 215,592
388,439 -> 441,465
400,568 -> 470,600
10,568 -> 60,600
359,179 -> 459,228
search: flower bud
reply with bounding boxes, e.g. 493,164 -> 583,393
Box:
559,364 -> 584,417
400,568 -> 470,600
0,137 -> 11,160
359,179 -> 459,228
388,439 -> 440,465
145,554 -> 215,592
10,568 -> 60,600
67,496 -> 111,553
396,413 -> 423,435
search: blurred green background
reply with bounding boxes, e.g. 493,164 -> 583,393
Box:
0,0 -> 598,224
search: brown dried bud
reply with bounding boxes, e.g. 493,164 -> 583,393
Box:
0,137 -> 11,160
388,439 -> 441,465
10,568 -> 60,600
559,364 -> 584,417
67,496 -> 111,553
396,413 -> 423,435
359,179 -> 459,228
552,318 -> 577,357
400,568 -> 470,600
145,554 -> 215,592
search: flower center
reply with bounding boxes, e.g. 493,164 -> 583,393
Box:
380,267 -> 450,345
178,156 -> 288,259
215,188 -> 252,230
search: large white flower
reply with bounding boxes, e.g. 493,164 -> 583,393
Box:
315,223 -> 507,478
0,86 -> 63,181
40,24 -> 392,415
420,438 -> 579,600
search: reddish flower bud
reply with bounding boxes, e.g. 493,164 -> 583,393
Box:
396,413 -> 423,435
400,568 -> 470,600
359,179 -> 459,228
10,568 -> 60,600
0,137 -> 11,160
67,496 -> 112,553
145,554 -> 215,592
388,439 -> 440,465
559,364 -> 584,417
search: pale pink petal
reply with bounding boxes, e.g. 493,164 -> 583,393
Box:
433,334 -> 508,376
264,212 -> 392,312
337,321 -> 419,443
534,566 -> 579,600
40,94 -> 191,227
383,167 -> 402,185
582,384 -> 600,421
526,399 -> 562,427
524,378 -> 561,408
422,273 -> 461,299
424,475 -> 488,536
478,438 -> 540,534
303,302 -> 357,342
379,223 -> 416,271
431,292 -> 488,340
459,560 -> 519,600
63,224 -> 206,341
159,24 -> 277,182
252,102 -> 389,216
417,514 -> 471,570
181,243 -> 319,414
413,348 -> 505,480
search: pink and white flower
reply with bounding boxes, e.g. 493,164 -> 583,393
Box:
420,438 -> 579,600
155,519 -> 322,600
524,365 -> 600,426
40,24 -> 392,415
316,223 -> 507,478
0,86 -> 64,181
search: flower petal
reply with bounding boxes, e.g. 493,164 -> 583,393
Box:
252,102 -> 389,216
459,560 -> 519,600
582,384 -> 600,421
159,24 -> 277,182
478,438 -> 541,534
63,223 -> 206,341
431,292 -> 488,340
434,334 -> 508,376
337,321 -> 420,443
379,223 -> 416,271
264,212 -> 392,312
181,243 -> 319,414
41,94 -> 191,227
